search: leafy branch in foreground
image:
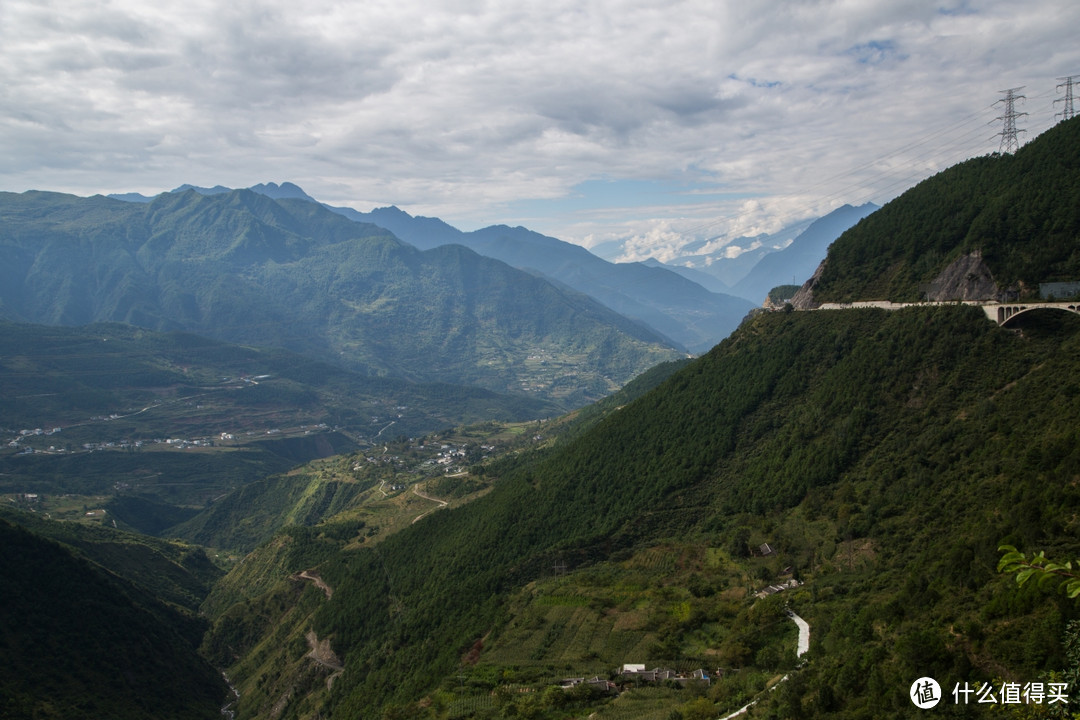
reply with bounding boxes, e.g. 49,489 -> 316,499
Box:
998,545 -> 1080,599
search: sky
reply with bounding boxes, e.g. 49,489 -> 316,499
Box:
2,0 -> 1079,262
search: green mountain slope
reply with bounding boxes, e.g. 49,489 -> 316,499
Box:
0,189 -> 680,403
171,358 -> 693,555
0,505 -> 221,613
0,517 -> 227,720
808,116 -> 1080,302
202,305 -> 1080,718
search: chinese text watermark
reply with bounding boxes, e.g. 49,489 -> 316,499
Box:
910,678 -> 1069,709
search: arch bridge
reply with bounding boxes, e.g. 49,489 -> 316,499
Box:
986,302 -> 1080,327
814,300 -> 1080,326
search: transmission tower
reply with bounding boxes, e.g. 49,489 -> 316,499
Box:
994,87 -> 1027,154
1056,75 -> 1078,122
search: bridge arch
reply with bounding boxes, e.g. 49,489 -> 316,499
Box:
998,303 -> 1080,327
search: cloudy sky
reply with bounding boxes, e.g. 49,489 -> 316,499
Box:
2,0 -> 1078,261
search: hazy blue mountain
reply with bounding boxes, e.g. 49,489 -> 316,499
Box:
107,191 -> 157,203
0,189 -> 679,405
332,204 -> 466,249
246,181 -> 318,202
108,181 -> 317,205
639,257 -> 732,294
337,211 -> 756,353
171,183 -> 234,195
729,203 -> 878,303
112,184 -> 755,351
676,222 -> 813,288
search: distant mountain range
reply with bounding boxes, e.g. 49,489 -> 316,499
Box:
727,203 -> 878,302
1,189 -> 680,406
112,186 -> 757,352
109,181 -> 319,204
335,208 -> 757,353
108,183 -> 871,350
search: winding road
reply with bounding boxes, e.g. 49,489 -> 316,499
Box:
298,569 -> 333,599
411,485 -> 448,524
717,610 -> 810,719
789,610 -> 810,657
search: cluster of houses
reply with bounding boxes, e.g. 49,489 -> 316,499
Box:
751,541 -> 804,599
6,427 -> 64,452
754,577 -> 803,600
560,664 -> 712,693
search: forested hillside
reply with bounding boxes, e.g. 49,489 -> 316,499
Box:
0,189 -> 680,404
811,115 -> 1080,302
204,304 -> 1080,719
0,518 -> 226,719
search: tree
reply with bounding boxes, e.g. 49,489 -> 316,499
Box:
998,545 -> 1080,598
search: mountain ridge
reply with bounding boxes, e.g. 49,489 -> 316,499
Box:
311,205 -> 757,353
110,185 -> 757,352
805,116 -> 1080,303
1,189 -> 681,405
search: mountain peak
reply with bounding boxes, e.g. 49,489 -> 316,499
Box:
248,182 -> 317,202
171,183 -> 233,195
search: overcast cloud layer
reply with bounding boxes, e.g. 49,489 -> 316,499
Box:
3,0 -> 1078,259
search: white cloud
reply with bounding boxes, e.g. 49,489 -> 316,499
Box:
1,0 -> 1078,253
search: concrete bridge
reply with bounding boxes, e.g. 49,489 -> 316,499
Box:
989,302 -> 1080,326
814,300 -> 1080,327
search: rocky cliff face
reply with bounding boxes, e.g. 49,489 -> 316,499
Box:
790,260 -> 826,310
922,251 -> 999,301
790,251 -> 1003,308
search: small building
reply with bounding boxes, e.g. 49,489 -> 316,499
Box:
1040,281 -> 1080,300
618,665 -> 710,686
560,676 -> 614,692
754,577 -> 803,599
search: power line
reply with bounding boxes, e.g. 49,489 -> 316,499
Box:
671,101 -> 995,242
994,87 -> 1027,154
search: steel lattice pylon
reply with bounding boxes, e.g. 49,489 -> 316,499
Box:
1057,75 -> 1078,122
994,87 -> 1027,154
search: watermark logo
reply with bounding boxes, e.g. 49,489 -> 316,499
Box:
910,677 -> 1070,709
911,677 -> 942,709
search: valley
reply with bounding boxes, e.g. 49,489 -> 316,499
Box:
1,117 -> 1079,720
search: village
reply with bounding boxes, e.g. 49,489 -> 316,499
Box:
1,421 -> 337,457
559,664 -> 714,694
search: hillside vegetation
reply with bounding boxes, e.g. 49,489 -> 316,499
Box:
186,119 -> 1080,720
813,115 -> 1080,301
0,320 -> 560,536
201,304 -> 1080,719
0,518 -> 226,720
6,113 -> 1080,720
0,320 -> 558,441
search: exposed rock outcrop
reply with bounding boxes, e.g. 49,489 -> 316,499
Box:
922,251 -> 999,301
789,260 -> 826,310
